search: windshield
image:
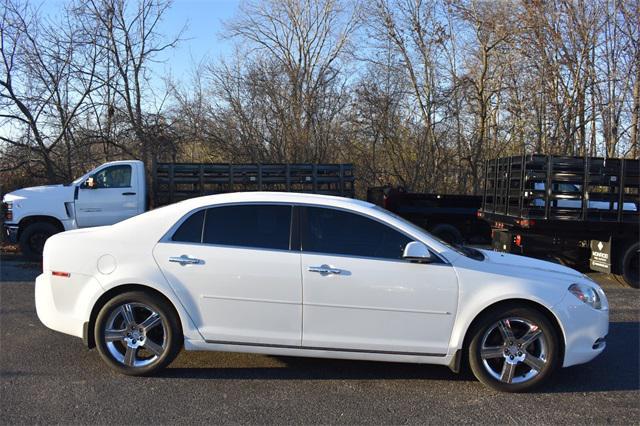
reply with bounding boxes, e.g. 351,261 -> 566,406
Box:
371,205 -> 485,260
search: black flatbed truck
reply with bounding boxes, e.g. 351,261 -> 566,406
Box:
478,155 -> 639,288
367,186 -> 492,245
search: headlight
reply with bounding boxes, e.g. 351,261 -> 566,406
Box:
568,283 -> 602,309
2,202 -> 12,221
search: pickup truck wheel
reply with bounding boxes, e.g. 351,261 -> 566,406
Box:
430,224 -> 464,245
18,222 -> 58,260
613,242 -> 639,289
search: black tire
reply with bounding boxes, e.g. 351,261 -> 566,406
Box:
94,291 -> 182,376
18,222 -> 58,260
613,242 -> 639,289
430,224 -> 464,245
467,304 -> 560,392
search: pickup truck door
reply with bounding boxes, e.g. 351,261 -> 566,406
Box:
75,164 -> 140,227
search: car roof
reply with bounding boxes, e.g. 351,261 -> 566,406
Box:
177,192 -> 375,211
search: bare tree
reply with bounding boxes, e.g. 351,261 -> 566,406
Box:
0,0 -> 102,181
214,0 -> 359,162
79,0 -> 183,169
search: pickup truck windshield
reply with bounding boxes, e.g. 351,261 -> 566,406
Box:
372,205 -> 485,261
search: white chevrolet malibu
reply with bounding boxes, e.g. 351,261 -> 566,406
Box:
35,192 -> 608,391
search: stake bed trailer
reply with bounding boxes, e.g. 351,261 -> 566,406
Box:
478,154 -> 639,287
153,162 -> 355,206
2,160 -> 355,259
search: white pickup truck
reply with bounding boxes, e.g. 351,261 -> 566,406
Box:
2,160 -> 356,259
3,160 -> 147,259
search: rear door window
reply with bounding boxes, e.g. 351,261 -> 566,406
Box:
203,204 -> 292,250
172,209 -> 205,243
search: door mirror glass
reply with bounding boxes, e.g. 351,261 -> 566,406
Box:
402,241 -> 432,262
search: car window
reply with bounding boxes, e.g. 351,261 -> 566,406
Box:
302,207 -> 411,260
93,165 -> 132,188
203,204 -> 292,250
172,209 -> 205,243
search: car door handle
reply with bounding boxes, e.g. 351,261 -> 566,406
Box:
122,192 -> 136,196
169,255 -> 204,266
308,265 -> 342,275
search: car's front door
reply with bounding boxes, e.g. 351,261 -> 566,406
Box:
300,206 -> 458,355
75,164 -> 139,227
153,204 -> 302,346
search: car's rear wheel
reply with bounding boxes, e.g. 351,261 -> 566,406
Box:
94,291 -> 182,375
468,305 -> 560,392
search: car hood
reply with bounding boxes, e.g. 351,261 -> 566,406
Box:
3,184 -> 75,204
479,249 -> 584,280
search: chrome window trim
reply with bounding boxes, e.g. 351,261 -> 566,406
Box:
158,200 -> 449,265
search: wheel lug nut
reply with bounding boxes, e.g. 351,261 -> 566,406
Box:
132,339 -> 136,344
510,355 -> 514,360
518,352 -> 522,356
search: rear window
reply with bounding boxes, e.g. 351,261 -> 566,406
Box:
172,209 -> 205,243
202,204 -> 292,250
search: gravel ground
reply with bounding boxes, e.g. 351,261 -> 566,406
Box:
1,253 -> 638,424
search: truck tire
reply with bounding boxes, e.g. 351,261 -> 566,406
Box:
430,224 -> 464,245
613,242 -> 639,289
18,222 -> 59,261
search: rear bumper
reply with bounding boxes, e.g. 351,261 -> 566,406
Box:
35,272 -> 103,339
3,223 -> 19,244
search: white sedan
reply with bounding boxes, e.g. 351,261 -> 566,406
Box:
35,192 -> 608,392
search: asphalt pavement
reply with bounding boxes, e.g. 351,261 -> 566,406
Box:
1,253 -> 638,424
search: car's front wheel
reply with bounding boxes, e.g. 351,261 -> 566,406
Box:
94,291 -> 182,375
468,305 -> 560,392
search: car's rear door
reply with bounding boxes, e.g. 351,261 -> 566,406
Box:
300,206 -> 458,355
153,203 -> 302,346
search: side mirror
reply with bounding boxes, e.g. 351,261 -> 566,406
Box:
83,176 -> 96,189
402,241 -> 432,262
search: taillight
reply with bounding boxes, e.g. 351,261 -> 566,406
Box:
51,271 -> 71,278
515,234 -> 522,247
382,195 -> 388,209
516,219 -> 536,228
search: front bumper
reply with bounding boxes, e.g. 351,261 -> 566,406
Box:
3,223 -> 19,244
553,290 -> 609,367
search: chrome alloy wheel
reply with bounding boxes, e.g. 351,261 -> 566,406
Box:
103,303 -> 167,367
480,317 -> 548,384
